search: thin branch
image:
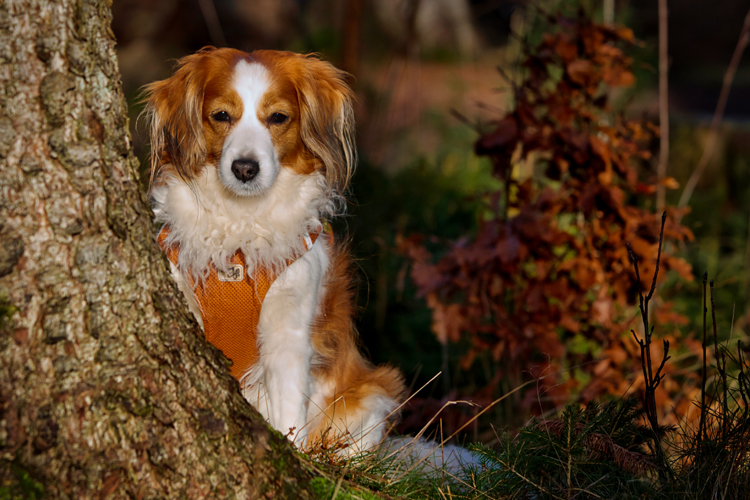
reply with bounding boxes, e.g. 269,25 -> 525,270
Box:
710,280 -> 729,440
710,280 -> 720,389
699,271 -> 708,442
656,0 -> 669,213
197,0 -> 227,47
602,0 -> 615,25
342,0 -> 362,78
678,7 -> 750,209
450,108 -> 483,133
738,341 -> 749,414
495,64 -> 520,95
647,212 -> 668,302
627,211 -> 670,459
653,339 -> 671,390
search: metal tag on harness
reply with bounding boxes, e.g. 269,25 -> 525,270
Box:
217,264 -> 244,282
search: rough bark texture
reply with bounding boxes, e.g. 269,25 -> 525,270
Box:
0,0 -> 319,497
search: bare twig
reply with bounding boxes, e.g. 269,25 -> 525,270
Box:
710,280 -> 729,440
738,341 -> 749,414
342,0 -> 362,78
678,7 -> 750,209
699,272 -> 708,442
627,211 -> 671,452
656,0 -> 669,213
710,280 -> 720,389
197,0 -> 226,47
602,0 -> 615,25
495,64 -> 520,95
647,214 -> 667,303
450,108 -> 483,133
403,0 -> 422,58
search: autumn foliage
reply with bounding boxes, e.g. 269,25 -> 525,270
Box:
400,11 -> 694,411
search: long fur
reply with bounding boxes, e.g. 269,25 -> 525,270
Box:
143,47 -> 218,185
292,54 -> 357,195
143,47 -> 405,452
151,167 -> 330,281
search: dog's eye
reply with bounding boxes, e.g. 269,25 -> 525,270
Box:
269,112 -> 288,125
212,111 -> 230,122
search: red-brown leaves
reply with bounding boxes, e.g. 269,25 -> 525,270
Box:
475,118 -> 518,157
403,11 -> 693,412
476,117 -> 519,179
567,59 -> 597,88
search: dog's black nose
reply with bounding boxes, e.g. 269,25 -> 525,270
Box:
231,158 -> 260,183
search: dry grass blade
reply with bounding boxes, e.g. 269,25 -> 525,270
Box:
360,371 -> 444,444
389,380 -> 535,482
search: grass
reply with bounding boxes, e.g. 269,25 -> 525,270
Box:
305,379 -> 750,499
302,229 -> 750,499
303,399 -> 659,499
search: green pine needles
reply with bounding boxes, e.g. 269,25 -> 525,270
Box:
458,399 -> 658,500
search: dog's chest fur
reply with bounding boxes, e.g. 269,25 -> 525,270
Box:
152,166 -> 331,282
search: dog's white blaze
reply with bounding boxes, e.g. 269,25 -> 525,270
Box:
219,60 -> 278,196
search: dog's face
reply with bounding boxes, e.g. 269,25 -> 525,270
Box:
144,48 -> 355,196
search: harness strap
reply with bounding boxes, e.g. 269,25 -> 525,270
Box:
158,226 -> 322,383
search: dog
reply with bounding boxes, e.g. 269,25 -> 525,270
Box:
143,47 -> 405,453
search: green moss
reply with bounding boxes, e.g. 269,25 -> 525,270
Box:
310,477 -> 380,500
0,296 -> 13,329
0,460 -> 45,500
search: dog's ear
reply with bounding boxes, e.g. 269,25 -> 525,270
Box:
294,55 -> 356,194
142,47 -> 216,185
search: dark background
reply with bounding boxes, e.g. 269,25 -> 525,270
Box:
112,0 -> 750,439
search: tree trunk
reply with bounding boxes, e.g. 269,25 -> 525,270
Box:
0,0 -> 318,497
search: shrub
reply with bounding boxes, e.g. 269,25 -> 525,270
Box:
400,9 -> 693,413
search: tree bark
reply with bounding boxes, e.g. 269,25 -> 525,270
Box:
0,0 -> 318,497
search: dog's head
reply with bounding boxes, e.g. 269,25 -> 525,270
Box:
143,47 -> 355,197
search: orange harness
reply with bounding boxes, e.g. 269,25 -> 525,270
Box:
158,227 -> 319,382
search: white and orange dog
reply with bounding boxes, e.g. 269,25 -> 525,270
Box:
144,47 -> 404,452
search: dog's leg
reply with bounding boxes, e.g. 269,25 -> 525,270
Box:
256,242 -> 329,445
